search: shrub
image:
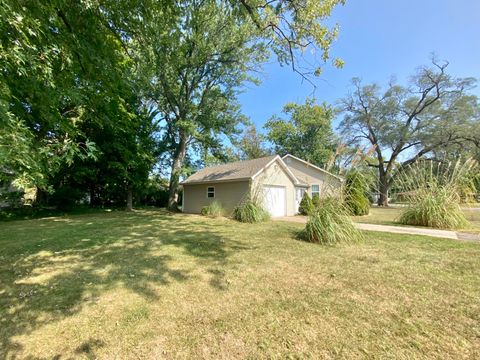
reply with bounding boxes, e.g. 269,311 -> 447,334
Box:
0,189 -> 24,208
344,170 -> 370,216
396,159 -> 477,229
233,199 -> 270,223
312,193 -> 321,208
50,185 -> 84,211
299,197 -> 363,245
201,200 -> 224,217
137,175 -> 169,207
298,192 -> 314,215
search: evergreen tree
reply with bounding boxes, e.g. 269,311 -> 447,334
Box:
299,193 -> 314,215
344,170 -> 370,216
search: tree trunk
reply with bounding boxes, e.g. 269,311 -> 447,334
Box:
34,187 -> 49,206
377,172 -> 389,206
126,184 -> 133,211
168,133 -> 187,211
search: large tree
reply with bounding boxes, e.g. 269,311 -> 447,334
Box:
339,60 -> 479,206
134,0 -> 345,209
1,0 -> 345,210
235,0 -> 346,80
265,98 -> 337,167
0,0 -> 162,210
233,125 -> 271,160
0,1 -> 139,189
137,0 -> 262,209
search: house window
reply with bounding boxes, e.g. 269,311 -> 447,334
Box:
311,185 -> 320,197
207,186 -> 215,198
296,188 -> 306,201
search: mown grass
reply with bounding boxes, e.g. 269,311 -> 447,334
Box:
1,209 -> 480,359
353,206 -> 480,233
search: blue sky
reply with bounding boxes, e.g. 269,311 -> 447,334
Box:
238,0 -> 480,132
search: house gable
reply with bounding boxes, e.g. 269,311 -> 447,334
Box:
282,154 -> 342,196
252,157 -> 297,216
252,156 -> 299,185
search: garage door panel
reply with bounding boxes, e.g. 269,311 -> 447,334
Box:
263,186 -> 286,217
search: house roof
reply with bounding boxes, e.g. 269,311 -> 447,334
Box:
282,154 -> 344,182
180,154 -> 340,186
181,155 -> 279,185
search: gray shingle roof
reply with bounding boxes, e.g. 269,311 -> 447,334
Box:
181,155 -> 278,184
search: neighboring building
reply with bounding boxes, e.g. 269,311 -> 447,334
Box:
180,154 -> 343,217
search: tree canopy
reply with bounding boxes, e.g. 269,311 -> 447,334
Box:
265,98 -> 337,168
128,0 -> 346,209
339,59 -> 480,205
1,0 -> 345,210
233,125 -> 271,160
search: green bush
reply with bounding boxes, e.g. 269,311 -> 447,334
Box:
200,200 -> 225,217
299,197 -> 363,245
312,193 -> 321,208
298,192 -> 314,215
0,189 -> 24,208
50,185 -> 85,211
233,199 -> 270,223
137,175 -> 169,207
344,170 -> 370,216
396,159 -> 476,229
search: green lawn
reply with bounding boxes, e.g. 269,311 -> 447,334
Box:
352,206 -> 480,233
1,209 -> 480,359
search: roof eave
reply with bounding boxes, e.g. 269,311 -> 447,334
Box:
180,177 -> 252,186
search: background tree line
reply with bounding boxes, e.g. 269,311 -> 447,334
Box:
1,1 -> 478,213
1,0 -> 345,211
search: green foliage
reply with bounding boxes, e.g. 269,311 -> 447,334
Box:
298,192 -> 314,215
339,60 -> 480,206
230,0 -> 345,75
233,125 -> 271,160
50,186 -> 85,211
0,0 -> 343,210
396,159 -> 477,229
300,197 -> 363,245
344,170 -> 370,216
137,176 -> 169,208
399,195 -> 468,230
473,173 -> 480,199
0,188 -> 23,208
265,99 -> 337,168
233,199 -> 270,223
0,0 -> 130,188
201,200 -> 225,218
139,0 -> 265,208
312,193 -> 321,208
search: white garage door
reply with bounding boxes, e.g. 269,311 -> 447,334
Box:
263,186 -> 286,217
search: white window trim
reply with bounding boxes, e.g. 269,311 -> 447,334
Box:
311,184 -> 320,197
296,188 -> 306,201
206,186 -> 215,198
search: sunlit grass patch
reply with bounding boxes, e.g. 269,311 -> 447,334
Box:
1,209 -> 479,359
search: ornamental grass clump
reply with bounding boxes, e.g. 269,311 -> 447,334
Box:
300,196 -> 363,245
396,159 -> 477,229
200,200 -> 225,217
233,199 -> 270,223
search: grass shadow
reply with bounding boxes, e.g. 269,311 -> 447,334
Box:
0,208 -> 244,358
